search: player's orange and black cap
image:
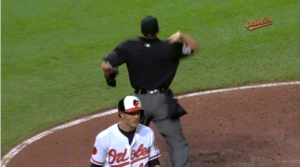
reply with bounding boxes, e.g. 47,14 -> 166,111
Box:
118,95 -> 145,113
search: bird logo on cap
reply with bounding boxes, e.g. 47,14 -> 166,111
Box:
133,100 -> 139,107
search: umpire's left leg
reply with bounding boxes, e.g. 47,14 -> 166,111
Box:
154,117 -> 189,167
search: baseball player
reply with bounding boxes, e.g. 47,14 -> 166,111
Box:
90,95 -> 162,167
102,16 -> 199,167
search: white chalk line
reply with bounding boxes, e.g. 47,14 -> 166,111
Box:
176,81 -> 300,99
1,81 -> 300,167
281,160 -> 300,163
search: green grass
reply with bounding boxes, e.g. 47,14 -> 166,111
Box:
2,0 -> 299,155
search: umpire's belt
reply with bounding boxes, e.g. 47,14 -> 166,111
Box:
134,88 -> 167,94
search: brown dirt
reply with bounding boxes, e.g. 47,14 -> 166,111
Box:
5,84 -> 300,167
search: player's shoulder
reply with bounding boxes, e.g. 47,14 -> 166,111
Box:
96,123 -> 118,139
136,124 -> 154,135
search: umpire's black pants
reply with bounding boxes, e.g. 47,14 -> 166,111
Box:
135,89 -> 189,167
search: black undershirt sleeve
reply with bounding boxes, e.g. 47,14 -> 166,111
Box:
148,158 -> 160,167
90,163 -> 103,167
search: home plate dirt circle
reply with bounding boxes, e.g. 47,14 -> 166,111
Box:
3,81 -> 300,167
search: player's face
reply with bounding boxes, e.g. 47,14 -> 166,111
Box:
121,110 -> 141,130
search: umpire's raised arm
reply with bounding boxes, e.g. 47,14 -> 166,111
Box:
168,31 -> 200,52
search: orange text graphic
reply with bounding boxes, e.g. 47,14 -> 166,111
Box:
246,17 -> 273,30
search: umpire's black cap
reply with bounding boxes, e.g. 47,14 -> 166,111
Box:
141,16 -> 159,37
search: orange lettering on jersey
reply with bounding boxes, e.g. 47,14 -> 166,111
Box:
117,149 -> 128,163
108,148 -> 129,164
131,144 -> 150,159
108,144 -> 150,165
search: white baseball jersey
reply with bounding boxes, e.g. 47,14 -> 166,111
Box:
90,123 -> 161,167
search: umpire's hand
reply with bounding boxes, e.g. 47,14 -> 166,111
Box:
168,31 -> 182,43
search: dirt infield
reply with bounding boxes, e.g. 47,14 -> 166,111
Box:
4,83 -> 300,167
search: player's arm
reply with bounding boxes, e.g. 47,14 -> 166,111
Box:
148,130 -> 162,167
90,134 -> 107,167
168,31 -> 200,52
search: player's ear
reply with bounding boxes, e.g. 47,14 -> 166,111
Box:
119,112 -> 124,118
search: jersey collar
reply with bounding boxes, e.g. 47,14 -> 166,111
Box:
139,36 -> 160,42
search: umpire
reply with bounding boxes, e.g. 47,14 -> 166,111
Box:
102,15 -> 199,167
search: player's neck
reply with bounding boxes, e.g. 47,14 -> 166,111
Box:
118,122 -> 136,132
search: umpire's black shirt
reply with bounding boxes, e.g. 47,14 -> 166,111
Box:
105,37 -> 193,90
